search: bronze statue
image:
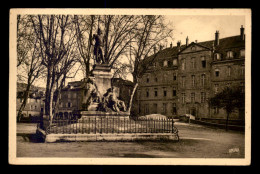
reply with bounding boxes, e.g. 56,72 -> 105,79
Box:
93,28 -> 105,64
97,88 -> 126,112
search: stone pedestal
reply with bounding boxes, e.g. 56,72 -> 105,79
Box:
92,64 -> 113,97
80,110 -> 130,119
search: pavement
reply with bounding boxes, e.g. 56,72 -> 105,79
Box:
16,121 -> 245,158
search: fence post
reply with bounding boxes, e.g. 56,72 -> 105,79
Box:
172,119 -> 174,133
95,116 -> 96,134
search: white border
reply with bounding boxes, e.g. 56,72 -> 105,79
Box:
9,8 -> 251,165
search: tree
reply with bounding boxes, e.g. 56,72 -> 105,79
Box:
31,15 -> 78,125
73,15 -> 96,79
122,15 -> 173,113
209,87 -> 245,131
17,15 -> 45,122
96,15 -> 142,66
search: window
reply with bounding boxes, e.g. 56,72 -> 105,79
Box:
162,103 -> 167,114
192,75 -> 195,87
153,103 -> 157,114
146,77 -> 149,83
191,93 -> 195,103
35,99 -> 38,103
201,92 -> 206,103
181,58 -> 186,70
20,98 -> 22,103
173,88 -> 177,97
181,93 -> 186,104
227,66 -> 231,77
240,49 -> 245,57
154,88 -> 158,97
215,69 -> 220,77
74,93 -> 77,98
163,60 -> 168,67
182,76 -> 185,88
68,102 -> 71,108
191,46 -> 196,51
213,107 -> 219,114
214,84 -> 219,94
163,88 -> 167,97
172,103 -> 177,115
226,83 -> 231,87
168,60 -> 172,67
214,53 -> 221,61
145,104 -> 149,114
35,105 -> 37,109
173,59 -> 177,66
201,74 -> 206,86
173,73 -> 177,81
146,89 -> 149,98
191,57 -> 196,69
227,51 -> 234,59
201,57 -> 206,68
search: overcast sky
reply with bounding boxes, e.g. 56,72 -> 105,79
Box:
34,15 -> 245,87
166,15 -> 245,47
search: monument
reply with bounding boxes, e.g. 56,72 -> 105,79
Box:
80,28 -> 129,119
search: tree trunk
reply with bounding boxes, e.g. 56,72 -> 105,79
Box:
127,83 -> 138,113
17,79 -> 32,122
226,112 -> 230,131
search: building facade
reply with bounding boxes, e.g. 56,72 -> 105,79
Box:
137,26 -> 245,120
16,83 -> 45,118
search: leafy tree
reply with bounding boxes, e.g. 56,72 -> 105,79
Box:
209,87 -> 245,130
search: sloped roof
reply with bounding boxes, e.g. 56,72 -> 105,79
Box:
142,35 -> 245,66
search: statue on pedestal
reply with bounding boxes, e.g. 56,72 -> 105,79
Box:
93,28 -> 106,64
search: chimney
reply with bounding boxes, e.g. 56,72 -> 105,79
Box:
215,30 -> 219,46
240,25 -> 245,40
186,36 -> 189,47
177,41 -> 181,52
153,45 -> 157,54
170,42 -> 173,48
159,44 -> 163,51
195,40 -> 198,43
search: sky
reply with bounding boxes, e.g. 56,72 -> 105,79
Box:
165,15 -> 245,47
33,15 -> 245,87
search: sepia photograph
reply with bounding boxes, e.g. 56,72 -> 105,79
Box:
9,8 -> 251,165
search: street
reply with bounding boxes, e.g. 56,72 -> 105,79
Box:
16,122 -> 245,158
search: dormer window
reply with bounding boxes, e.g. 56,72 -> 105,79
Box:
173,59 -> 177,66
215,68 -> 220,77
240,49 -> 245,57
191,46 -> 196,51
163,60 -> 168,67
214,53 -> 221,61
201,56 -> 206,68
226,51 -> 234,59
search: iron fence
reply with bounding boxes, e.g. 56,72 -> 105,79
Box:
45,117 -> 177,135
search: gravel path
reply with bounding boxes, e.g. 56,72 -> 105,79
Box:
16,122 -> 245,158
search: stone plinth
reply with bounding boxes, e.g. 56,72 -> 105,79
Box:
92,64 -> 113,97
80,110 -> 130,120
